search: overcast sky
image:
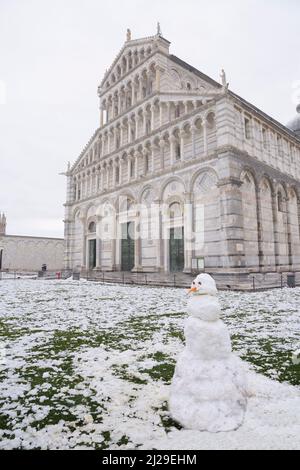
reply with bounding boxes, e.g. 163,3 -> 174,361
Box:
0,0 -> 299,238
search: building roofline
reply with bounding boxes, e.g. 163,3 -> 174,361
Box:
170,54 -> 300,144
229,90 -> 300,144
0,235 -> 64,241
100,34 -> 170,89
169,55 -> 223,90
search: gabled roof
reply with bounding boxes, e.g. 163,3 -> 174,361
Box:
99,34 -> 170,90
170,55 -> 300,143
170,55 -> 222,90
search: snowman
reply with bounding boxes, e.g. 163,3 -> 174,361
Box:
169,273 -> 248,432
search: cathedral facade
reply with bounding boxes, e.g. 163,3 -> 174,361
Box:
64,30 -> 300,285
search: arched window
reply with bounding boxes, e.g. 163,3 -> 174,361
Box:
145,153 -> 149,173
175,104 -> 181,119
88,221 -> 96,233
130,160 -> 135,178
115,166 -> 120,184
175,143 -> 181,161
146,119 -> 151,135
278,192 -> 284,212
187,82 -> 191,91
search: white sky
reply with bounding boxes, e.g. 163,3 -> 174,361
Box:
0,0 -> 299,238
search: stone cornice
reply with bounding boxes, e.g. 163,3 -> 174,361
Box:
230,91 -> 300,146
68,150 -> 219,207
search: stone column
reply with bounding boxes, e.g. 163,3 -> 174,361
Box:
95,216 -> 102,270
128,157 -> 131,182
118,93 -> 121,114
167,102 -> 171,122
159,102 -> 164,127
151,104 -> 155,131
119,158 -> 123,185
170,135 -> 176,165
180,130 -> 185,160
80,216 -> 86,269
142,149 -> 148,176
183,192 -> 194,273
150,144 -> 155,173
132,211 -> 143,272
271,192 -> 280,269
112,161 -> 117,188
107,132 -> 111,154
203,120 -> 208,154
154,199 -> 164,272
255,187 -> 265,270
135,151 -> 139,179
286,197 -> 293,268
106,164 -> 110,189
111,212 -> 117,271
130,121 -> 134,142
135,116 -> 139,139
85,239 -> 90,271
100,105 -> 104,127
100,167 -> 104,191
143,110 -> 148,135
218,178 -> 246,270
159,138 -> 165,170
191,125 -> 196,158
95,238 -> 102,269
120,125 -> 125,146
139,78 -> 143,101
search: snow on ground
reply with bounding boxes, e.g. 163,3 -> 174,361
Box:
0,279 -> 299,450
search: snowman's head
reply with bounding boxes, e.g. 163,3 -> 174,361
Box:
188,273 -> 218,297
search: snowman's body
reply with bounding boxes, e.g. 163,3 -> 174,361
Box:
169,274 -> 248,432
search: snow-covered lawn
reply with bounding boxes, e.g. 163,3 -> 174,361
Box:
0,279 -> 299,450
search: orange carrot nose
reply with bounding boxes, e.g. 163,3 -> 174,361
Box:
188,287 -> 198,294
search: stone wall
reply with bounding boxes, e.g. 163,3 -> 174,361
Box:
0,235 -> 64,271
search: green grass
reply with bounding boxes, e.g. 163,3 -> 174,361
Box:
0,281 -> 299,449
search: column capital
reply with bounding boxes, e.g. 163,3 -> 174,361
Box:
184,192 -> 193,203
159,138 -> 166,148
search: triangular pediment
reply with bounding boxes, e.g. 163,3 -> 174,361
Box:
99,34 -> 170,94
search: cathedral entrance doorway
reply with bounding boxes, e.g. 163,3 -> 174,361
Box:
88,239 -> 96,270
121,222 -> 135,272
169,227 -> 184,272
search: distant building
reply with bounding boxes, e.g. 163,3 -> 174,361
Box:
64,29 -> 300,287
0,213 -> 64,272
